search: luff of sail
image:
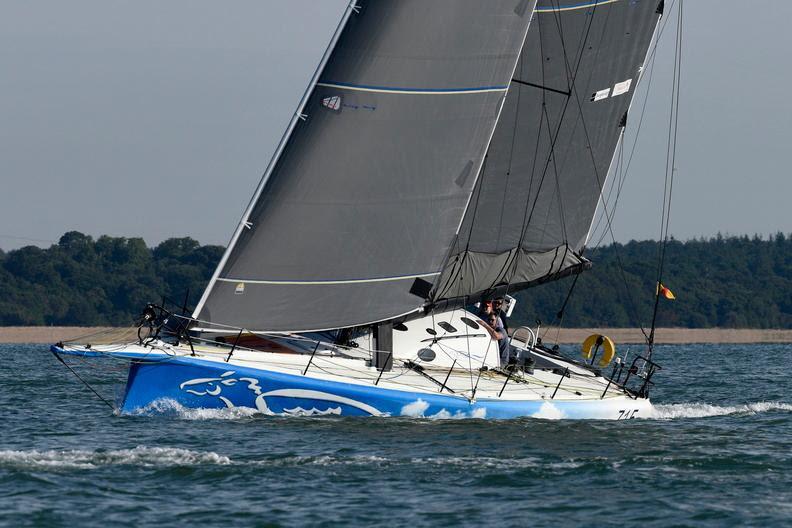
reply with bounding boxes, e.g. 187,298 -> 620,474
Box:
194,0 -> 538,333
431,0 -> 663,305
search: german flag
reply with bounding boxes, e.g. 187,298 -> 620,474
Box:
657,282 -> 676,300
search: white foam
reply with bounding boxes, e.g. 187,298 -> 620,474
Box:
400,399 -> 429,417
409,456 -> 584,470
132,398 -> 264,420
531,401 -> 566,420
650,401 -> 792,419
0,446 -> 231,470
261,455 -> 390,467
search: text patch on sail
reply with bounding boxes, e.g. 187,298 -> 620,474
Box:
322,95 -> 342,111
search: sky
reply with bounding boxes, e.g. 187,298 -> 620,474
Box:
1,0 -> 790,251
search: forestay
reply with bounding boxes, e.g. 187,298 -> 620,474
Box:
194,0 -> 537,332
432,0 -> 662,305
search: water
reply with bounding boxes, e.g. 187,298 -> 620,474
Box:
1,343 -> 790,527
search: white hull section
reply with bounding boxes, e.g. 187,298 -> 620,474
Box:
53,310 -> 656,420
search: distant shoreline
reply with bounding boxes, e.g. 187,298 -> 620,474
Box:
1,326 -> 790,345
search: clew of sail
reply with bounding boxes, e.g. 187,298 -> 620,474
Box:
431,0 -> 663,305
193,1 -> 538,333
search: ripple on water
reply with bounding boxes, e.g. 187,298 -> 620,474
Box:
1,343 -> 791,528
0,447 -> 231,471
650,401 -> 792,419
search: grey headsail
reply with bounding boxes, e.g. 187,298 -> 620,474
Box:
194,0 -> 538,332
432,0 -> 662,305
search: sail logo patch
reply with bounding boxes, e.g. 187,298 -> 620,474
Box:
322,95 -> 342,111
591,88 -> 610,102
612,78 -> 633,96
591,78 -> 633,102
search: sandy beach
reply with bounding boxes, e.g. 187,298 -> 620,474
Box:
2,326 -> 790,345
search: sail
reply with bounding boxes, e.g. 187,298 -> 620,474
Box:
432,0 -> 662,305
194,0 -> 538,332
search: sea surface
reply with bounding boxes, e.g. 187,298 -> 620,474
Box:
1,343 -> 790,527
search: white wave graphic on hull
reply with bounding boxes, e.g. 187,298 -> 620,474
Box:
254,389 -> 384,416
176,372 -> 385,417
0,446 -> 231,470
651,401 -> 792,419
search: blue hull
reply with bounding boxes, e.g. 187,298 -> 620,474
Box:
114,354 -> 645,420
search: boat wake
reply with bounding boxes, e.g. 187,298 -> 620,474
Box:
127,398 -> 792,422
131,398 -> 264,420
650,401 -> 792,419
0,446 -> 231,470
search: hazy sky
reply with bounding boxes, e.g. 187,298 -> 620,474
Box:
1,0 -> 790,251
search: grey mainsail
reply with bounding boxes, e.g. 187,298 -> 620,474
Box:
431,0 -> 662,305
194,0 -> 537,332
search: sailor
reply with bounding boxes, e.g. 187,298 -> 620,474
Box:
487,312 -> 511,366
492,298 -> 509,332
477,300 -> 494,320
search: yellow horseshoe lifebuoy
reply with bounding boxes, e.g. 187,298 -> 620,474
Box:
582,334 -> 616,367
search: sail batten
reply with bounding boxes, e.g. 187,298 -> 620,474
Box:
316,82 -> 510,95
195,0 -> 538,333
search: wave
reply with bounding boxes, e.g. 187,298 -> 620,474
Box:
650,401 -> 792,419
0,446 -> 231,470
258,454 -> 390,467
130,398 -> 792,422
131,398 -> 263,420
248,454 -> 581,470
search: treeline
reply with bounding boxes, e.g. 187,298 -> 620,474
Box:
0,231 -> 790,328
0,232 -> 223,325
511,234 -> 792,329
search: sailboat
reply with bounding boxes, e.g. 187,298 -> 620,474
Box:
53,0 -> 667,419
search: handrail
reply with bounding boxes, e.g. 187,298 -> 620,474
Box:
602,354 -> 662,399
509,326 -> 537,350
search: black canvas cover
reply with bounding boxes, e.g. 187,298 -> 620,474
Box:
195,0 -> 537,332
432,0 -> 661,305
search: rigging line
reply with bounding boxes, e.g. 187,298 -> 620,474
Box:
472,338 -> 498,396
498,52 -> 527,250
602,10 -> 673,223
601,0 -> 675,231
549,272 -> 581,338
510,78 -> 570,96
478,16 -> 553,295
497,0 -> 600,299
549,0 -> 575,91
649,0 -> 683,351
589,129 -> 625,245
589,2 -> 673,248
478,13 -> 557,295
578,5 -> 624,246
559,11 -> 669,339
542,96 -> 571,245
589,6 -> 668,252
432,3 -> 540,307
436,154 -> 490,301
51,351 -> 116,411
494,4 -> 582,295
519,0 -> 598,247
655,2 -> 682,307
